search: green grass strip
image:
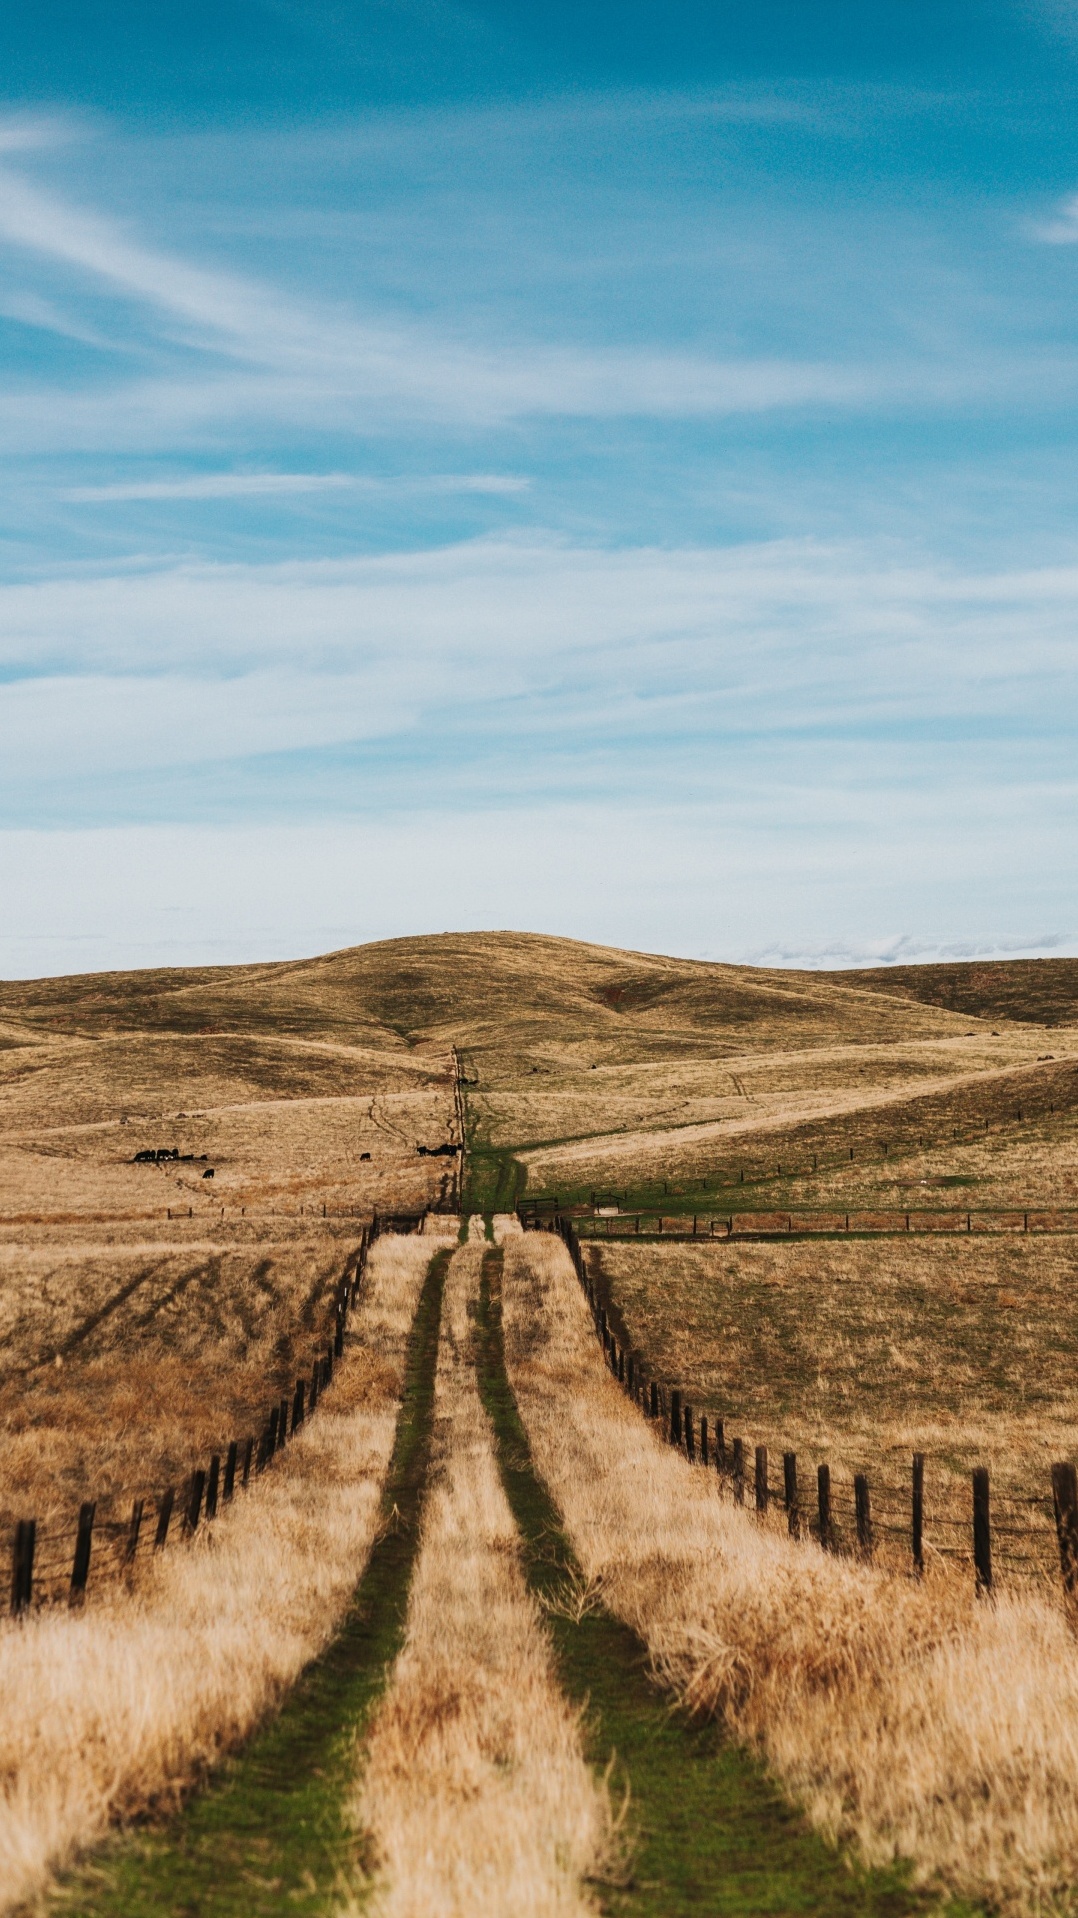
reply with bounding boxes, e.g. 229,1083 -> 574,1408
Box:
52,1247 -> 452,1918
475,1248 -> 978,1918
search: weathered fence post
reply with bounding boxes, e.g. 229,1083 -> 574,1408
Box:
912,1452 -> 925,1576
817,1463 -> 833,1550
854,1474 -> 873,1557
124,1497 -> 144,1564
700,1416 -> 709,1469
291,1379 -> 306,1435
627,1354 -> 635,1394
154,1488 -> 175,1550
205,1454 -> 220,1520
1051,1461 -> 1078,1599
184,1470 -> 206,1536
267,1406 -> 280,1456
732,1437 -> 745,1504
670,1390 -> 682,1447
650,1380 -> 659,1420
223,1441 -> 238,1502
755,1445 -> 768,1513
783,1451 -> 799,1536
70,1500 -> 96,1599
973,1466 -> 992,1595
715,1418 -> 727,1475
277,1397 -> 289,1448
684,1406 -> 695,1462
11,1519 -> 35,1614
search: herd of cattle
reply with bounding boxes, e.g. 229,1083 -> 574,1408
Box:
132,1149 -> 215,1178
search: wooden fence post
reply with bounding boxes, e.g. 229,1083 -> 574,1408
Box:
732,1438 -> 745,1504
205,1454 -> 220,1520
1051,1461 -> 1078,1599
670,1390 -> 682,1447
11,1519 -> 35,1614
124,1498 -> 144,1564
650,1380 -> 659,1420
973,1467 -> 992,1595
184,1470 -> 206,1536
242,1437 -> 254,1487
912,1452 -> 925,1576
684,1406 -> 695,1462
783,1452 -> 799,1536
70,1500 -> 96,1598
755,1445 -> 768,1513
715,1419 -> 727,1475
627,1354 -> 635,1394
291,1379 -> 305,1435
223,1441 -> 238,1502
817,1464 -> 833,1550
267,1406 -> 280,1456
700,1416 -> 709,1469
154,1488 -> 175,1550
309,1360 -> 320,1412
277,1397 -> 289,1448
854,1474 -> 873,1557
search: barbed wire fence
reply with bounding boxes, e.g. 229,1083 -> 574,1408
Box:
524,1213 -> 1078,1609
6,1214 -> 401,1617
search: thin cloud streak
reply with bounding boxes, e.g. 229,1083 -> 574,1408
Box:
63,470 -> 529,501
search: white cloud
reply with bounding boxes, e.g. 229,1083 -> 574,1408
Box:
0,802 -> 1073,980
63,470 -> 529,501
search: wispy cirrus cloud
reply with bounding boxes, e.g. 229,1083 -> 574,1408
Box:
62,470 -> 529,502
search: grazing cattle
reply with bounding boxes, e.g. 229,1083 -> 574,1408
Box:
203,1168 -> 215,1179
359,1151 -> 371,1161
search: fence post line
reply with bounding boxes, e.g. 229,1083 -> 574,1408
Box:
755,1444 -> 768,1513
70,1500 -> 96,1598
973,1467 -> 993,1595
912,1452 -> 925,1575
1051,1462 -> 1078,1599
854,1474 -> 873,1557
817,1463 -> 833,1550
783,1451 -> 799,1536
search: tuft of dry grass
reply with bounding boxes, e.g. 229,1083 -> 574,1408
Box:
503,1228 -> 1078,1915
0,1231 -> 450,1917
351,1240 -> 610,1918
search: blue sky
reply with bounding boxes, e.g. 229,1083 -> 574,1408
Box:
3,2 -> 1078,975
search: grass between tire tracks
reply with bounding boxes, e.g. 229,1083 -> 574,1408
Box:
475,1245 -> 976,1918
46,1247 -> 452,1918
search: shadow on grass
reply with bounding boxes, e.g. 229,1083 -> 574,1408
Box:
48,1248 -> 452,1918
475,1247 -> 981,1918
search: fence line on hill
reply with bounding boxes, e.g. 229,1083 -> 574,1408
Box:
4,1210 -> 435,1616
516,1056 -> 1078,1219
570,1205 -> 1078,1242
524,1213 -> 1078,1606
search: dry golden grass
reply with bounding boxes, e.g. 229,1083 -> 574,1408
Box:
590,1234 -> 1078,1585
351,1240 -> 610,1917
0,1231 -> 449,1916
503,1229 -> 1078,1914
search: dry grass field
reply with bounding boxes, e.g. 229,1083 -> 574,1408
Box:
4,932 -> 1078,1910
0,1231 -> 445,1916
503,1227 -> 1078,1914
